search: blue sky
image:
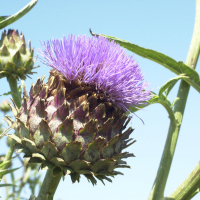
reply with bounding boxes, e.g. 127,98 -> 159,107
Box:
0,1 -> 200,200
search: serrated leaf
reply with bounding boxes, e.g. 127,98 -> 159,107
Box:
159,75 -> 188,96
0,0 -> 38,30
93,32 -> 200,93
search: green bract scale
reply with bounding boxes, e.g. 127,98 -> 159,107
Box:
7,70 -> 136,185
0,29 -> 37,80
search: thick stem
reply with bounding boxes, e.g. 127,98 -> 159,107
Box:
148,0 -> 200,199
166,162 -> 200,200
7,76 -> 21,109
36,169 -> 62,200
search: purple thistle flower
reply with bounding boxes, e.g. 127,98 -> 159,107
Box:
38,35 -> 151,112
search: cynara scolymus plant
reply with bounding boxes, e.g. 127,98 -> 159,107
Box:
1,0 -> 200,200
7,35 -> 151,200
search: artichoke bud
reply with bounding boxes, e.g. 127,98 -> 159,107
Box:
0,29 -> 37,80
7,35 -> 152,185
0,99 -> 11,113
7,70 -> 135,185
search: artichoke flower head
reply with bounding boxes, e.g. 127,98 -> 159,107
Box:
7,35 -> 151,185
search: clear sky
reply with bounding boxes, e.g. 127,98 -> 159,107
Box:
0,1 -> 200,200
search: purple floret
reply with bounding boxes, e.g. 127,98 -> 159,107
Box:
38,35 -> 151,112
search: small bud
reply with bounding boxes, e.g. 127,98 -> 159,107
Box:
0,99 -> 10,113
6,136 -> 13,147
0,29 -> 37,80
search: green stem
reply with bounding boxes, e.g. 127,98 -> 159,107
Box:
148,0 -> 200,199
166,162 -> 200,200
7,75 -> 21,109
0,139 -> 15,182
0,76 -> 22,180
10,172 -> 15,200
3,175 -> 9,200
36,169 -> 62,200
0,80 -> 21,181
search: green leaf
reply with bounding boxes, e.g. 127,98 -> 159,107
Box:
130,92 -> 176,123
0,160 -> 11,169
91,31 -> 200,93
0,183 -> 17,187
0,16 -> 9,22
129,92 -> 159,113
0,167 -> 20,180
171,97 -> 180,109
0,85 -> 22,96
0,0 -> 38,29
159,75 -> 188,96
0,91 -> 12,96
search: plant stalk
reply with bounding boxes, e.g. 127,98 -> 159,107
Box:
10,172 -> 15,200
166,162 -> 200,200
36,169 -> 62,200
148,0 -> 200,199
7,76 -> 21,109
3,175 -> 9,200
0,76 -> 22,180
